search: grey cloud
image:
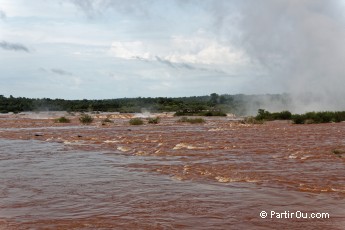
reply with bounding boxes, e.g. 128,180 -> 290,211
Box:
178,63 -> 195,70
51,68 -> 73,76
133,56 -> 150,62
69,0 -> 154,18
155,56 -> 177,69
0,9 -> 6,19
39,68 -> 73,76
0,41 -> 30,52
155,56 -> 227,74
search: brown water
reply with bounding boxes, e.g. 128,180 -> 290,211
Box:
0,116 -> 344,229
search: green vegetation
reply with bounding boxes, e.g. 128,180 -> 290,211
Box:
254,109 -> 345,124
174,109 -> 227,116
177,117 -> 205,124
129,118 -> 144,125
291,111 -> 345,124
0,93 -> 293,116
55,116 -> 70,123
147,117 -> 160,124
255,109 -> 292,121
79,114 -> 93,124
203,110 -> 227,116
2,93 -> 345,124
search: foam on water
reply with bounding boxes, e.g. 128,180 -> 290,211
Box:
1,118 -> 345,229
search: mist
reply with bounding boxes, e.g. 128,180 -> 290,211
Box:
213,0 -> 345,113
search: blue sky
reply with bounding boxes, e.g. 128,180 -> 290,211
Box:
1,0 -> 345,103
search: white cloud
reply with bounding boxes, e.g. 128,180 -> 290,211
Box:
109,41 -> 152,60
166,36 -> 246,65
109,35 -> 247,66
0,0 -> 277,99
71,76 -> 82,89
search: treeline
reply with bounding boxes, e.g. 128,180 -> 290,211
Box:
0,93 -> 291,115
2,94 -> 345,123
291,111 -> 345,124
255,109 -> 345,124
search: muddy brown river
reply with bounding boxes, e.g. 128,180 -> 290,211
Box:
0,114 -> 344,229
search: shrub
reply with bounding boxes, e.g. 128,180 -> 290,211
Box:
177,117 -> 205,124
332,149 -> 344,158
292,114 -> 306,124
255,109 -> 272,120
148,117 -> 160,124
292,111 -> 345,124
55,116 -> 70,123
202,111 -> 227,116
253,109 -> 345,124
274,110 -> 292,120
129,118 -> 144,125
256,109 -> 292,121
333,111 -> 345,122
79,114 -> 93,124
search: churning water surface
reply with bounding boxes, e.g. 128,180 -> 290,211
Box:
0,138 -> 344,229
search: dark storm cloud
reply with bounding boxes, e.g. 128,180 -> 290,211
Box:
0,41 -> 30,52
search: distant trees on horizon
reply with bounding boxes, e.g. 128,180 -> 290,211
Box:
0,93 -> 292,116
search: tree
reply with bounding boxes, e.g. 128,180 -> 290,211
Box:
209,93 -> 219,106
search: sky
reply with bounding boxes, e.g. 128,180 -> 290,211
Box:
1,0 -> 345,111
